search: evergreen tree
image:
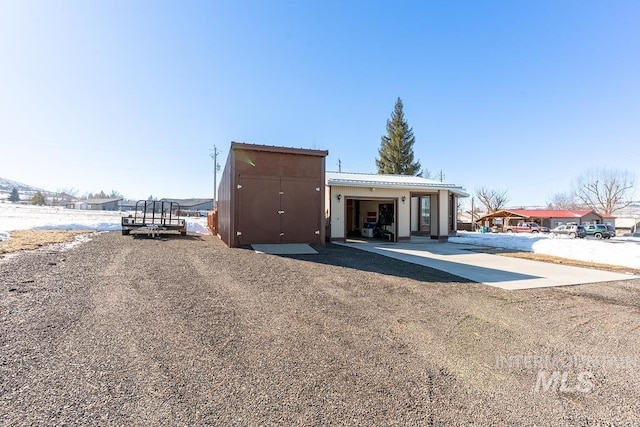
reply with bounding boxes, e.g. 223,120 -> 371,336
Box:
31,191 -> 46,206
376,97 -> 421,175
9,187 -> 20,203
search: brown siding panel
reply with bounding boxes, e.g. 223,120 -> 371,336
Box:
217,142 -> 327,247
217,151 -> 235,246
237,177 -> 281,245
281,178 -> 322,245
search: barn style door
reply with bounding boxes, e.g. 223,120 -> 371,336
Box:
280,179 -> 321,244
237,176 -> 321,246
236,177 -> 281,246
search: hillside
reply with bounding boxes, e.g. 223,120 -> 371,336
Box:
0,177 -> 49,193
0,177 -> 62,201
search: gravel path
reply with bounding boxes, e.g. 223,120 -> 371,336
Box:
1,232 -> 640,425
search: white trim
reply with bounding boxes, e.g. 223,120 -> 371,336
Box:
326,171 -> 469,197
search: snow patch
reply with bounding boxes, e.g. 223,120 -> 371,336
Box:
451,231 -> 640,269
0,204 -> 211,235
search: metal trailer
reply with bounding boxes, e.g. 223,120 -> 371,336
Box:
121,200 -> 187,237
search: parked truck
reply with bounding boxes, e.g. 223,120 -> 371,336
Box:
503,221 -> 548,233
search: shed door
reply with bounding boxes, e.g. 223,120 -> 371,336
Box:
237,177 -> 281,245
280,179 -> 321,244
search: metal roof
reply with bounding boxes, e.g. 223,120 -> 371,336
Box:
160,198 -> 213,208
326,172 -> 469,196
231,142 -> 328,157
73,198 -> 123,204
509,209 -> 596,218
477,209 -> 612,222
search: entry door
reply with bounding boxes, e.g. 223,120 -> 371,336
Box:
420,196 -> 431,232
237,177 -> 281,245
346,199 -> 354,234
280,179 -> 321,244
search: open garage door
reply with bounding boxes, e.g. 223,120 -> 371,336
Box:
344,198 -> 397,242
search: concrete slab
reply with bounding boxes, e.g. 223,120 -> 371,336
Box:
337,241 -> 638,290
252,243 -> 318,255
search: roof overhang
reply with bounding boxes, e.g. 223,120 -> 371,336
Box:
231,141 -> 328,157
327,173 -> 469,197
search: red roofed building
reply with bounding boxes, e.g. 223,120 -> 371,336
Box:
476,209 -> 614,230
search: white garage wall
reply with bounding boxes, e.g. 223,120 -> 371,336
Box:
328,186 -> 411,240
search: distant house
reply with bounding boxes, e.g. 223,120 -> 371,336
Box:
66,198 -> 123,211
457,210 -> 477,232
476,209 -> 614,230
609,203 -> 640,234
118,199 -> 138,211
159,198 -> 214,212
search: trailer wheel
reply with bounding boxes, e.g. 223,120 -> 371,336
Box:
122,229 -> 130,235
180,231 -> 187,236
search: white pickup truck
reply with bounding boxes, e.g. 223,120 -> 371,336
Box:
503,221 -> 548,233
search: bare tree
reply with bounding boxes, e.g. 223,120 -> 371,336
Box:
475,186 -> 509,213
546,191 -> 584,210
572,168 -> 636,214
56,187 -> 79,205
418,168 -> 433,179
57,187 -> 79,197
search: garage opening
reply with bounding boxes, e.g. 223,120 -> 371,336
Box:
345,198 -> 397,242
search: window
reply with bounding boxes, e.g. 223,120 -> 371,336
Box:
421,197 -> 430,227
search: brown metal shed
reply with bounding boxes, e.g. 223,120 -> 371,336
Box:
217,142 -> 328,247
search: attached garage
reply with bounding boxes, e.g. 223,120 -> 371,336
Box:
217,142 -> 328,247
327,172 -> 468,242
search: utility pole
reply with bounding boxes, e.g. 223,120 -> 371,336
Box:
471,196 -> 475,231
211,146 -> 220,207
337,159 -> 342,172
439,170 -> 445,182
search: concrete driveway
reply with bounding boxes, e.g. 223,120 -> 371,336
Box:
338,238 -> 638,290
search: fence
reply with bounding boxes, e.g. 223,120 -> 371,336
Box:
207,209 -> 218,235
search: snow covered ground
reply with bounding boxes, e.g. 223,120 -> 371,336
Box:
450,231 -> 640,269
0,203 -> 210,240
1,203 -> 639,269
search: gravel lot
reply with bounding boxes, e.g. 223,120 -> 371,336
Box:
2,232 -> 640,425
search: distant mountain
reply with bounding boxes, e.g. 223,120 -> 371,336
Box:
0,177 -> 65,202
0,177 -> 48,194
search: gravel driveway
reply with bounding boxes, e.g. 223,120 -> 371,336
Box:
2,232 -> 640,425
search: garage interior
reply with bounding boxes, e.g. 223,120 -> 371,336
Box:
345,198 -> 397,242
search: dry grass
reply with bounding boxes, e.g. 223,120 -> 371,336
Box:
0,229 -> 92,255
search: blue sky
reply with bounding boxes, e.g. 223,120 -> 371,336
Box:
1,0 -> 638,207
